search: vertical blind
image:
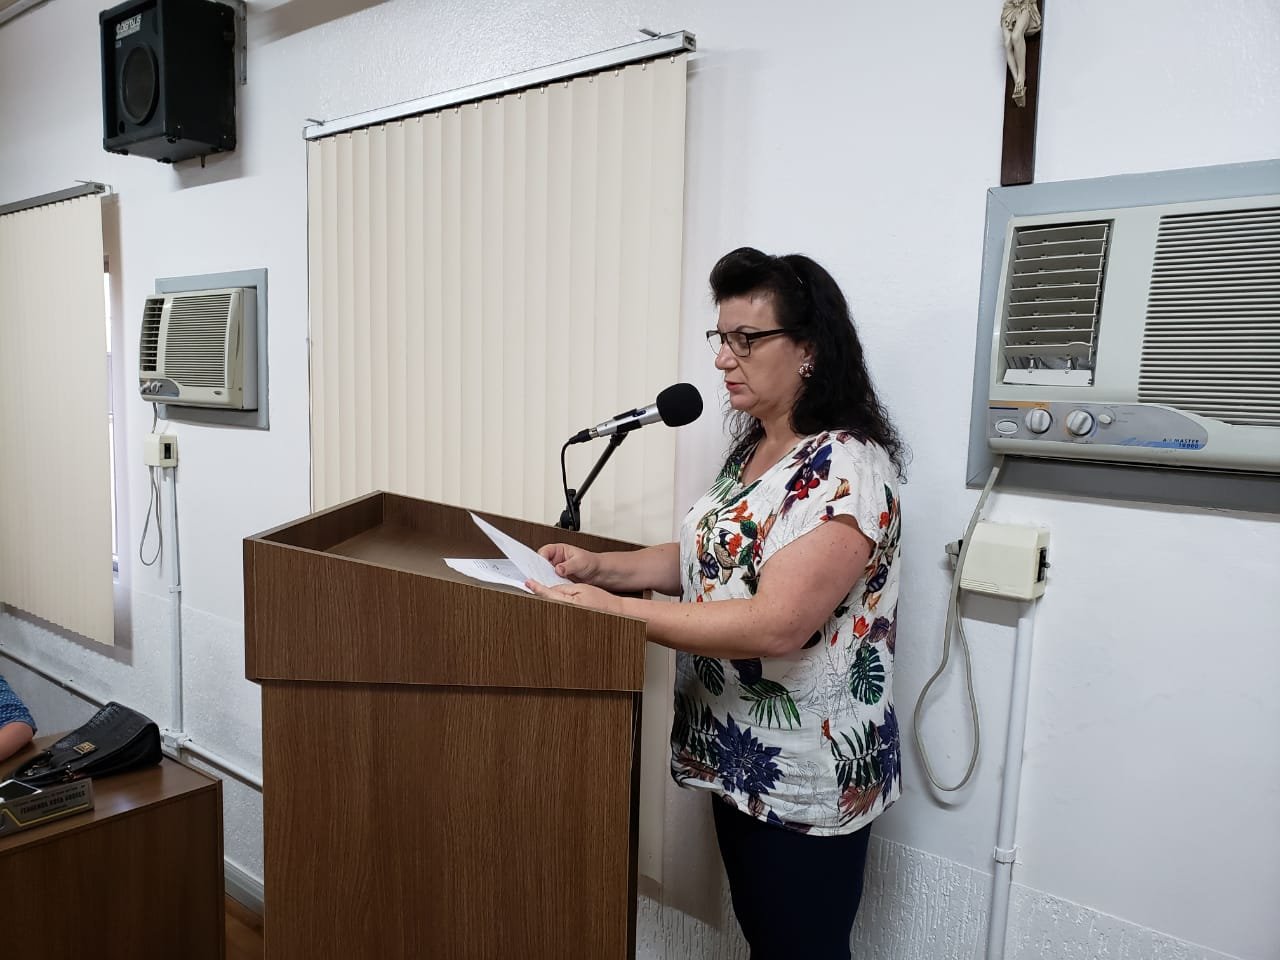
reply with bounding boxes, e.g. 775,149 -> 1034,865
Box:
0,196 -> 114,645
307,54 -> 688,546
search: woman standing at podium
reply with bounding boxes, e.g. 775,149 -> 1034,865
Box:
529,247 -> 907,960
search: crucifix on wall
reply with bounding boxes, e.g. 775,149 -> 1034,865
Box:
1000,0 -> 1044,185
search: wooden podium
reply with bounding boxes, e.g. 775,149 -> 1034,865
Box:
244,492 -> 650,959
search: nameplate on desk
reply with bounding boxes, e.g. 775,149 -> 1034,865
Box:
0,777 -> 95,837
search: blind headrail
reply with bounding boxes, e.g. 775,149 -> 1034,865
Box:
0,182 -> 109,218
303,29 -> 695,141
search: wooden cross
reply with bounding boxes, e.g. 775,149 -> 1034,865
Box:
1000,0 -> 1045,186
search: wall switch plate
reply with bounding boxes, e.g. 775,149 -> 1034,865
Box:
959,521 -> 1049,600
143,433 -> 178,467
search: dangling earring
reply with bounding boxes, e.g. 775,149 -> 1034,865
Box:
799,359 -> 814,379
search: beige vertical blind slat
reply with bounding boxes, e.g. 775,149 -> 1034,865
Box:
543,81 -> 574,520
306,142 -> 322,502
0,196 -> 113,645
385,122 -> 408,494
403,121 -> 427,495
501,95 -> 529,516
442,106 -> 467,507
352,132 -> 373,498
367,129 -> 389,493
307,55 -> 688,544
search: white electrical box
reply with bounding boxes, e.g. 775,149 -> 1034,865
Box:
959,522 -> 1049,600
143,433 -> 178,467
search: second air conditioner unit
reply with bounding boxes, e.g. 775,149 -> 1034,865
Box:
138,287 -> 257,409
984,193 -> 1280,473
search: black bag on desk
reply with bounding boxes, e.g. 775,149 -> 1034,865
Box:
6,701 -> 162,787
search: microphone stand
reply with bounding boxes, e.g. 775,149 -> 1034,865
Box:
557,431 -> 629,531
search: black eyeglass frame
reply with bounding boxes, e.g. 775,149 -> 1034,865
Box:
705,328 -> 793,357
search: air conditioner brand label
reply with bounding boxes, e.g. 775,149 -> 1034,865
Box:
115,14 -> 142,39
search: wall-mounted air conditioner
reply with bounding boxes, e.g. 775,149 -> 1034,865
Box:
138,287 -> 257,409
985,194 -> 1280,473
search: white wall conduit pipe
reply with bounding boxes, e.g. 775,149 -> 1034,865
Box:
987,599 -> 1040,960
157,463 -> 263,790
165,465 -> 183,734
163,730 -> 263,790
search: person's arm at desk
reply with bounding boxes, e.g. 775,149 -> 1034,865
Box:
0,720 -> 34,763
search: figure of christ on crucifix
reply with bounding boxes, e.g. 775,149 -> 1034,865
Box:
1002,0 -> 1042,107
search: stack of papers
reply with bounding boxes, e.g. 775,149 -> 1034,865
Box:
444,513 -> 572,594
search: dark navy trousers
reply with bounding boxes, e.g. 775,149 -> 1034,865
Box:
711,797 -> 872,960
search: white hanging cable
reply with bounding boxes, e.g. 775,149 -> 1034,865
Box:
913,456 -> 1004,792
138,466 -> 163,566
138,409 -> 165,566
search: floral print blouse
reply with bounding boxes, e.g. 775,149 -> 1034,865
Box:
671,431 -> 902,835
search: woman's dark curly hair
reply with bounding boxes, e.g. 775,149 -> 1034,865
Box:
709,246 -> 908,478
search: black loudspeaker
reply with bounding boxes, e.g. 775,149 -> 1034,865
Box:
100,0 -> 236,163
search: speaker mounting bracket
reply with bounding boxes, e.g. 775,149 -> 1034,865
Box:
212,0 -> 247,85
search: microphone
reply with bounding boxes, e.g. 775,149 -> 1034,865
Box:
568,383 -> 703,444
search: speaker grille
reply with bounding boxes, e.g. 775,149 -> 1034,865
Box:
120,44 -> 159,125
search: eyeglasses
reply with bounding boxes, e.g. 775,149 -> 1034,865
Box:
705,328 -> 792,358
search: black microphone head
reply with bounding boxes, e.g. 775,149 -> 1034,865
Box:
656,383 -> 703,428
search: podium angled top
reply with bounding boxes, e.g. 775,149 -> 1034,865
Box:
243,492 -> 651,692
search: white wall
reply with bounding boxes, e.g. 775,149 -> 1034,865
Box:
1,1 -> 1277,957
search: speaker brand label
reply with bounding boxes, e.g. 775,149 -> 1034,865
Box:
115,13 -> 142,39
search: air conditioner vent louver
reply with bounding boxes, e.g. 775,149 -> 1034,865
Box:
164,293 -> 231,387
139,296 -> 164,373
1000,220 -> 1111,385
1139,207 -> 1280,427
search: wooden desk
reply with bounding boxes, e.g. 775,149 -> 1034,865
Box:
0,736 -> 225,958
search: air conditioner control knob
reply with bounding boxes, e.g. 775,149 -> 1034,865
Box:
1066,410 -> 1095,436
1024,408 -> 1052,434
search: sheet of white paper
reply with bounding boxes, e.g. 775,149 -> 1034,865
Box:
469,512 -> 571,587
443,557 -> 532,593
